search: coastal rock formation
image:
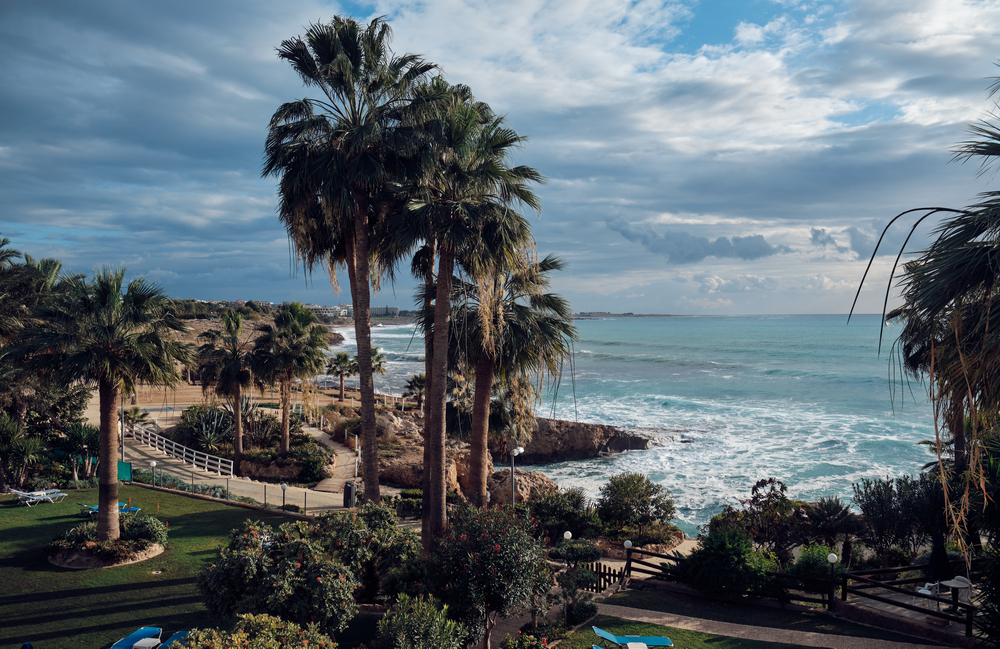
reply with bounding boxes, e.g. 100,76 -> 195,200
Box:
377,439 -> 492,496
487,468 -> 558,506
513,417 -> 660,464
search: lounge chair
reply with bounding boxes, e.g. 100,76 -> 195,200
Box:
11,489 -> 68,506
79,502 -> 141,518
158,630 -> 190,649
593,626 -> 673,647
109,627 -> 161,649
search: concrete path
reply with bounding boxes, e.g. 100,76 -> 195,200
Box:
122,431 -> 349,515
596,602 -> 942,649
305,425 -> 359,494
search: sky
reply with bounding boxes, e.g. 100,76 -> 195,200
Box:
2,0 -> 999,315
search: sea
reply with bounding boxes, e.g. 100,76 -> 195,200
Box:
326,314 -> 937,537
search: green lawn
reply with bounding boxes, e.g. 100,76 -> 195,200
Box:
0,486 -> 294,649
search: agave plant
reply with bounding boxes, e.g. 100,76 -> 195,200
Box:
192,409 -> 234,455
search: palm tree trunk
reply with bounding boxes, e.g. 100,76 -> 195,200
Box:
233,382 -> 243,474
427,247 -> 455,542
421,239 -> 436,549
97,379 -> 121,542
469,351 -> 494,507
281,369 -> 292,455
339,373 -> 346,402
349,202 -> 381,504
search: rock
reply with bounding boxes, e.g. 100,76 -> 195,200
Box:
510,418 -> 660,464
487,468 -> 558,506
378,445 -> 483,495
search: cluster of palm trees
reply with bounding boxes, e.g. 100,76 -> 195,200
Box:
197,302 -> 332,472
263,15 -> 577,546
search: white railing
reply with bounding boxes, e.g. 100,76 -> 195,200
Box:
130,426 -> 234,476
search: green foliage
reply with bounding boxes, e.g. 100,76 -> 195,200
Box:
196,520 -> 359,633
787,544 -> 845,581
852,476 -> 908,567
120,514 -> 169,546
46,513 -> 167,561
548,539 -> 601,565
682,527 -> 779,597
182,613 -> 337,648
530,487 -> 600,540
713,478 -> 809,565
431,506 -> 547,647
556,565 -> 596,622
807,496 -> 862,547
502,632 -> 550,649
595,472 -> 675,537
374,595 -> 465,649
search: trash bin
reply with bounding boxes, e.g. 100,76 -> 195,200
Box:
344,481 -> 357,508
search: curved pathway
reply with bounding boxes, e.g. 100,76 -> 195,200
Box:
596,602 -> 942,649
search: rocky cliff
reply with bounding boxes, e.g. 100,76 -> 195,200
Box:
513,417 -> 662,464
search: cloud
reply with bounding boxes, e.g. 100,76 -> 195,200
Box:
608,217 -> 787,263
810,227 -> 850,253
694,273 -> 780,293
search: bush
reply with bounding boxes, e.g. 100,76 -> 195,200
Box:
431,506 -> 547,649
567,600 -> 597,624
46,514 -> 167,561
548,539 -> 601,565
503,631 -> 550,648
121,514 -> 169,545
182,613 -> 337,648
530,488 -> 600,540
67,478 -> 99,489
788,544 -> 845,581
681,527 -> 779,597
374,594 -> 465,649
596,472 -> 675,537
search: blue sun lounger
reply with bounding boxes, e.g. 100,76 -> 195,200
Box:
109,627 -> 161,649
594,626 -> 673,647
79,502 -> 141,518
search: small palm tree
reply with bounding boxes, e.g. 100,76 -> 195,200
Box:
403,373 -> 426,410
254,302 -> 331,455
62,422 -> 100,481
198,310 -> 258,475
0,413 -> 46,489
120,407 -> 152,435
12,267 -> 189,541
326,351 -> 357,402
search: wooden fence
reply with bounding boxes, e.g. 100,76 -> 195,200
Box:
580,561 -> 626,593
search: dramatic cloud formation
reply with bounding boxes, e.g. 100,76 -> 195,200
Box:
0,0 -> 997,314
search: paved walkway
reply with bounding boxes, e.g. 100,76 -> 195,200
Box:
122,427 -> 351,514
596,602 -> 942,649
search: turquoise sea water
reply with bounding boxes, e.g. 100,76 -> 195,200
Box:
331,314 -> 936,536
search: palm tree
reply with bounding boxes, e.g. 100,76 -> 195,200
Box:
326,351 -> 357,402
14,267 -> 189,541
62,422 -> 100,481
198,310 -> 257,474
403,373 -> 426,410
120,407 -> 152,435
0,412 -> 46,489
455,254 -> 577,506
403,89 -> 541,541
263,16 -> 437,503
254,302 -> 331,455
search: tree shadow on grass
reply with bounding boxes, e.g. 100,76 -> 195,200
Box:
0,577 -> 196,607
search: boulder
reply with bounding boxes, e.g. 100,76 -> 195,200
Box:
511,417 -> 660,464
487,468 -> 558,506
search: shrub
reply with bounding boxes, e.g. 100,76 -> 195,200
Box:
788,544 -> 845,581
502,631 -> 550,648
374,594 -> 465,649
596,472 -> 675,537
530,488 -> 600,540
121,514 -> 169,546
548,539 -> 601,565
431,506 -> 547,649
46,514 -> 167,561
67,478 -> 99,489
182,613 -> 337,648
681,527 -> 779,598
712,478 -> 810,566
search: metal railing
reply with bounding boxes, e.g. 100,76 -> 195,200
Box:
130,426 -> 234,476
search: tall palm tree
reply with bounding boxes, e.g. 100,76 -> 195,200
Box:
198,309 -> 258,475
404,90 -> 542,542
263,16 -> 437,503
326,351 -> 357,402
455,254 -> 577,506
254,302 -> 331,455
14,267 -> 189,541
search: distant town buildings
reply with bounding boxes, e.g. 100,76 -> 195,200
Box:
306,304 -> 353,317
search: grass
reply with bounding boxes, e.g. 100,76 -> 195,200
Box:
604,588 -> 941,645
557,615 -> 813,649
0,486 -> 293,649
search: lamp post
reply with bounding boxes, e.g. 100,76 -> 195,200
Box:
564,531 -> 572,541
827,552 -> 839,609
150,461 -> 157,488
281,483 -> 288,510
509,446 -> 524,505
